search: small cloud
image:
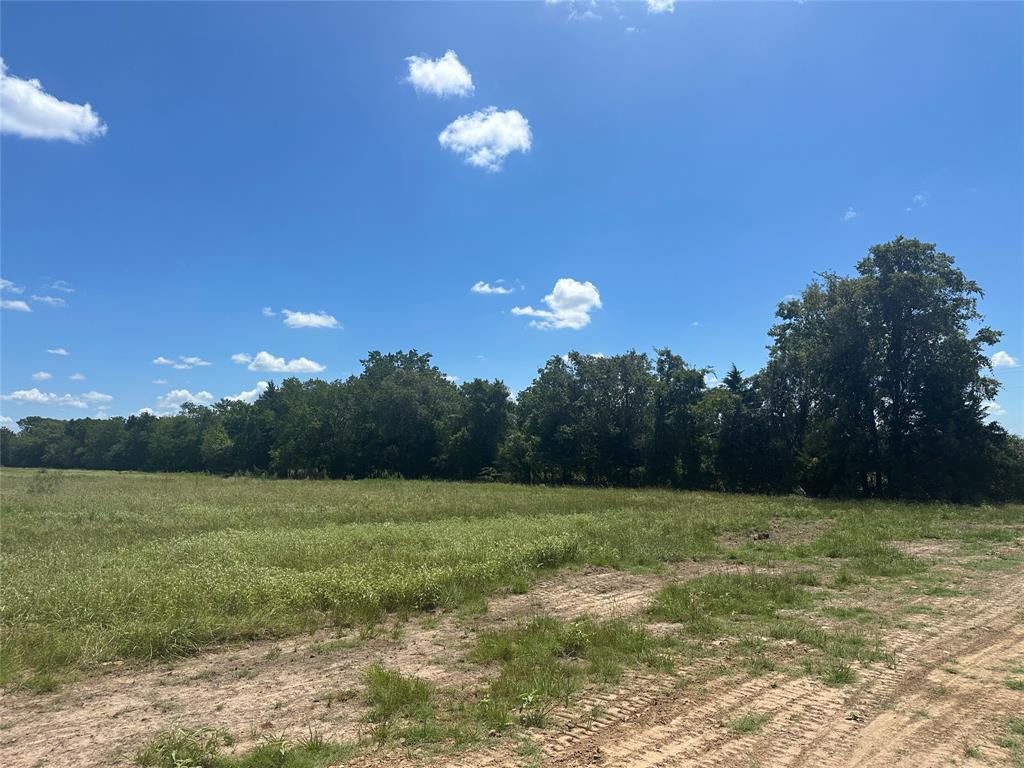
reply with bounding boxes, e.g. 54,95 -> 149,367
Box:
31,294 -> 67,307
1,299 -> 31,312
47,347 -> 69,356
261,307 -> 276,317
69,373 -> 86,381
625,26 -> 640,33
225,381 -> 269,403
1,278 -> 24,293
911,192 -> 928,207
81,391 -> 113,402
983,400 -> 1007,419
232,351 -> 326,373
406,50 -> 474,98
179,355 -> 211,367
31,371 -> 52,381
45,279 -> 75,293
691,321 -> 700,327
439,107 -> 532,172
841,207 -> 859,222
282,309 -> 341,329
704,373 -> 720,388
647,0 -> 675,13
0,58 -> 106,142
156,388 -> 214,410
512,278 -> 602,330
471,280 -> 517,295
152,379 -> 168,385
152,356 -> 174,365
1,388 -> 87,408
992,350 -> 1019,369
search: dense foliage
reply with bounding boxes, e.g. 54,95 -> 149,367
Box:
2,239 -> 1021,500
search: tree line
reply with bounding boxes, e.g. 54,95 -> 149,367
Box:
3,238 -> 1022,500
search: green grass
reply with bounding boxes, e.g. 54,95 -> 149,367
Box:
135,727 -> 358,768
728,711 -> 773,734
2,467 -> 1021,688
470,615 -> 675,729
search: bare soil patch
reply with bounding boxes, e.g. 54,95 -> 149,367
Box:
3,549 -> 1021,768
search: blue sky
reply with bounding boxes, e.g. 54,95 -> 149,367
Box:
1,1 -> 1021,432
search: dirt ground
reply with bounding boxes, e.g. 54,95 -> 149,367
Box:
2,544 -> 1022,768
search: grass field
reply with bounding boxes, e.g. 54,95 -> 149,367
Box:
1,468 -> 1022,768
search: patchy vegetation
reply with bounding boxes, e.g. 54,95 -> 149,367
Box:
2,469 -> 1021,692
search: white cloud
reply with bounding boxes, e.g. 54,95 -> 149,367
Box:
471,280 -> 516,295
512,278 -> 602,330
31,371 -> 52,381
156,388 -> 214,410
261,307 -> 276,317
439,107 -> 532,171
911,192 -> 928,208
232,351 -> 326,373
82,391 -> 113,402
45,279 -> 74,293
406,50 -> 474,98
647,0 -> 675,13
70,373 -> 86,381
225,381 -> 269,403
842,207 -> 859,222
153,355 -> 210,369
984,400 -> 1007,419
282,309 -> 341,329
47,347 -> 68,356
31,294 -> 67,307
991,350 -> 1018,369
0,58 -> 106,142
152,378 -> 168,385
2,299 -> 31,312
1,278 -> 24,293
1,388 -> 87,408
0,415 -> 14,426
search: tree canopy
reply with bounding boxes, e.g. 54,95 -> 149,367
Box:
3,239 -> 1020,501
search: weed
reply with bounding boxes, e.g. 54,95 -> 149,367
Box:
729,711 -> 772,734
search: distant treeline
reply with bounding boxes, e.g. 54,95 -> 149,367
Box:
3,238 -> 1022,501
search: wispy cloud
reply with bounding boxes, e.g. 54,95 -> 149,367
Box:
1,299 -> 30,312
261,307 -> 276,317
47,347 -> 69,356
512,278 -> 603,330
471,280 -> 517,295
406,50 -> 474,98
0,278 -> 24,294
0,58 -> 106,142
154,355 -> 211,369
70,373 -> 86,381
647,0 -> 675,13
44,279 -> 75,293
841,207 -> 859,222
31,294 -> 67,307
439,107 -> 532,171
31,371 -> 52,381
